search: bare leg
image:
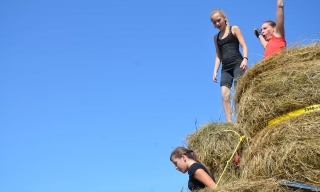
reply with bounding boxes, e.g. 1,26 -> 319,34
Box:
221,86 -> 232,123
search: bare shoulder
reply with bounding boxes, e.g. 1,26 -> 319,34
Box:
232,25 -> 241,32
232,25 -> 240,29
231,25 -> 242,36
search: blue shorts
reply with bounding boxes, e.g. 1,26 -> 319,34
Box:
220,65 -> 245,88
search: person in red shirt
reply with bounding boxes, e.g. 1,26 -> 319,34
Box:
254,0 -> 286,59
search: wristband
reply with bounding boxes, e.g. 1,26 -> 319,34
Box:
244,57 -> 248,60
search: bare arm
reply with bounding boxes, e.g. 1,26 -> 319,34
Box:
233,26 -> 248,58
259,35 -> 268,48
254,28 -> 268,48
233,26 -> 248,70
275,0 -> 285,37
193,169 -> 216,188
213,35 -> 221,82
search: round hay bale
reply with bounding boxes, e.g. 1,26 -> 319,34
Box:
240,112 -> 320,186
198,178 -> 304,192
235,43 -> 320,138
186,123 -> 244,184
236,43 -> 320,104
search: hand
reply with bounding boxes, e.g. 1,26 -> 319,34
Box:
213,72 -> 218,82
277,0 -> 284,7
240,59 -> 248,70
254,28 -> 261,38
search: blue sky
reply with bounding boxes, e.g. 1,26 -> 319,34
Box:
1,1 -> 319,192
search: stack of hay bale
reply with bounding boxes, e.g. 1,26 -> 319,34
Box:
187,43 -> 320,191
236,43 -> 320,186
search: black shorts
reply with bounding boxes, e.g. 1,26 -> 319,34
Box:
220,65 -> 245,88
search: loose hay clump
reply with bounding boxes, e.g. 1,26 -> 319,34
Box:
234,43 -> 320,138
240,112 -> 320,186
198,178 -> 304,192
186,123 -> 243,184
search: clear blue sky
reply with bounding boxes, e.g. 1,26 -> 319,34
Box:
1,1 -> 319,192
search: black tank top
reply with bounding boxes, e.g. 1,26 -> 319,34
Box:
217,26 -> 243,70
188,163 -> 216,191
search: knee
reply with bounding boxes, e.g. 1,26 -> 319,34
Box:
221,91 -> 230,102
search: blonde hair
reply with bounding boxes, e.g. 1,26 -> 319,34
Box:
210,9 -> 230,34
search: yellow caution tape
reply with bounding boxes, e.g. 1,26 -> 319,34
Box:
268,104 -> 320,127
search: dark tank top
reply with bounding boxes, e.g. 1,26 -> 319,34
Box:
217,26 -> 243,70
188,162 -> 216,191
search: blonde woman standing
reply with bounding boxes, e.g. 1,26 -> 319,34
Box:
211,9 -> 248,122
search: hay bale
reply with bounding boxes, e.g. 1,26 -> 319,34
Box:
236,43 -> 320,104
186,123 -> 244,184
235,43 -> 320,138
198,178 -> 304,192
240,112 -> 320,186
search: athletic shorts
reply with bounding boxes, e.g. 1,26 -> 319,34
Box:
220,65 -> 245,88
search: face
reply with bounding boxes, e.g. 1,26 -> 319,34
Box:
261,22 -> 274,41
171,156 -> 188,173
210,13 -> 226,30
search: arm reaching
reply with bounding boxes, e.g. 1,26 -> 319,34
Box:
275,0 -> 285,37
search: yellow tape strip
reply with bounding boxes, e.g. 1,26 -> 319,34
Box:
268,104 -> 320,127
